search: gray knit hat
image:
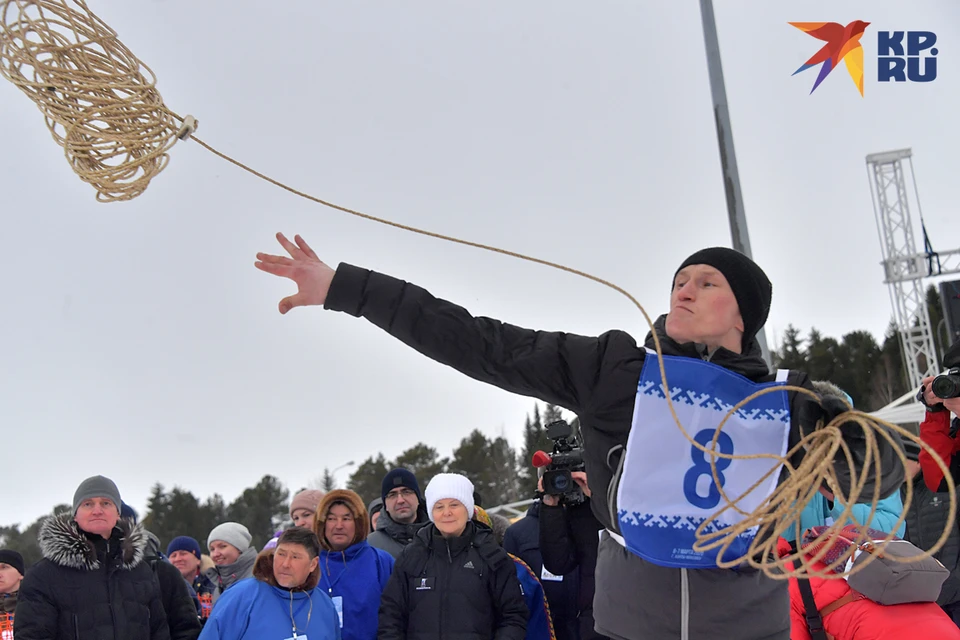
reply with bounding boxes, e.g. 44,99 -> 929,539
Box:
73,475 -> 122,515
207,522 -> 252,553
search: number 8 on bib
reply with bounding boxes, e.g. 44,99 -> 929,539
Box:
615,350 -> 791,569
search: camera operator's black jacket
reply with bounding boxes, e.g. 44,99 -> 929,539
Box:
325,263 -> 905,640
539,500 -> 606,640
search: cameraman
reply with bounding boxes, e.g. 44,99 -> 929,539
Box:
917,395 -> 960,493
917,341 -> 960,493
539,471 -> 606,640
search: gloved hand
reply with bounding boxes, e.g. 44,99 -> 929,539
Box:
797,394 -> 851,433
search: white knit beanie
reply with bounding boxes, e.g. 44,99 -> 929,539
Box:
207,522 -> 252,553
424,473 -> 475,522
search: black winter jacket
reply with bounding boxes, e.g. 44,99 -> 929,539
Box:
539,500 -> 605,640
903,474 -> 960,606
145,554 -> 202,640
14,514 -> 170,640
378,521 -> 527,640
326,263 -> 905,640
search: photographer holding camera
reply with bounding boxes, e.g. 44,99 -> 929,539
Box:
535,420 -> 607,640
917,341 -> 960,493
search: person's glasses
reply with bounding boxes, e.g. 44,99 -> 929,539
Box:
386,489 -> 416,501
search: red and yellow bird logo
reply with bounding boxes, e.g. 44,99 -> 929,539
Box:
790,21 -> 870,96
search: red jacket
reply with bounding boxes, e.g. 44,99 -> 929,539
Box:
778,538 -> 960,640
919,409 -> 959,492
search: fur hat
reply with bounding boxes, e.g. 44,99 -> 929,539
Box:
313,489 -> 369,551
811,380 -> 854,408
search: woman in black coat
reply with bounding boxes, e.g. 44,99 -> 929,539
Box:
378,473 -> 527,640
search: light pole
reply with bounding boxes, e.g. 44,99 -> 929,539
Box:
699,0 -> 772,367
330,461 -> 355,487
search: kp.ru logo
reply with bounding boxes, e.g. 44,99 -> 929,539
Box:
790,21 -> 938,96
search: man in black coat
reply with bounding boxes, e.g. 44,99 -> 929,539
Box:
14,475 -> 171,640
536,471 -> 605,640
504,500 -> 580,640
143,531 -> 203,640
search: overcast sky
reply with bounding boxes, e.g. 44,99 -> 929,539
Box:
1,0 -> 958,528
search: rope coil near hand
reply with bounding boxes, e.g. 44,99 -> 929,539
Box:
2,0 -> 954,580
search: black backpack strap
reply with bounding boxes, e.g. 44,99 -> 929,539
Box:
796,576 -> 828,640
786,542 -> 829,640
474,539 -> 509,572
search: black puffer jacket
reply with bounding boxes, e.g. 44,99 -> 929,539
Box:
325,264 -> 905,640
903,474 -> 960,606
14,513 -> 170,640
378,521 -> 527,640
143,532 -> 202,640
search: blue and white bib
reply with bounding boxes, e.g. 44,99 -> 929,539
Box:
616,348 -> 791,569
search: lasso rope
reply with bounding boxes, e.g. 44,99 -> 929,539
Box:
2,0 -> 955,580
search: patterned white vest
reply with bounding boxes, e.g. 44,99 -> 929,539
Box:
616,348 -> 791,569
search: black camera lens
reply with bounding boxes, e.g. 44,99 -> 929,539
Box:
932,373 -> 960,400
551,475 -> 569,491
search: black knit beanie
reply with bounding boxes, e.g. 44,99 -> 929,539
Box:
0,549 -> 24,577
674,247 -> 772,349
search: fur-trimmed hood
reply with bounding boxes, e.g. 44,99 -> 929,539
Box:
38,512 -> 147,572
252,547 -> 320,591
314,489 -> 370,551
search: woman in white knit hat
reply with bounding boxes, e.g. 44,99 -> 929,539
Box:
379,473 -> 528,640
204,522 -> 257,601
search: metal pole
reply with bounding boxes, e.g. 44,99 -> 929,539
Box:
699,0 -> 772,366
330,461 -> 356,488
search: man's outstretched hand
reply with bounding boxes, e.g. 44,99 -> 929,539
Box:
255,233 -> 335,314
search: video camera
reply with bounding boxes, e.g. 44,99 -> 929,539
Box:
532,419 -> 586,506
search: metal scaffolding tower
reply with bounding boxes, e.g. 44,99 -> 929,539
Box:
866,148 -> 960,388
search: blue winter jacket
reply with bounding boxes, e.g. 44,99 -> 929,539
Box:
198,566 -> 340,640
781,491 -> 906,542
318,540 -> 394,640
511,555 -> 554,640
